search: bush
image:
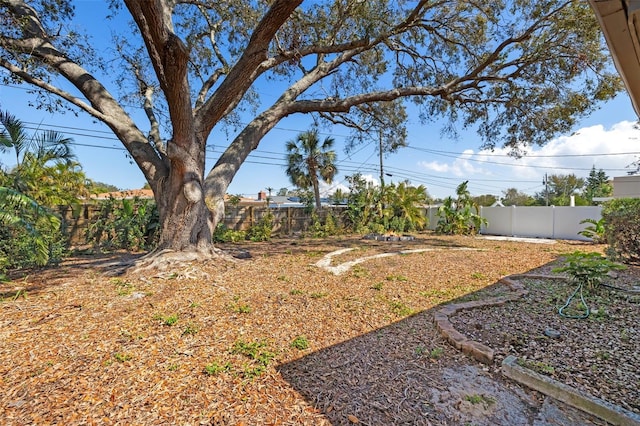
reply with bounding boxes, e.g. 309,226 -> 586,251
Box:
601,198 -> 640,264
246,210 -> 274,242
85,197 -> 159,251
309,211 -> 340,238
213,224 -> 246,243
552,251 -> 625,290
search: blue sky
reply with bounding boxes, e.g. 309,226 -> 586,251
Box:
1,2 -> 639,201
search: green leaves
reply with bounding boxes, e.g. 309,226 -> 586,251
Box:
553,251 -> 625,290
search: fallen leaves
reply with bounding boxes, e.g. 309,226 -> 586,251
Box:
0,234 -> 627,424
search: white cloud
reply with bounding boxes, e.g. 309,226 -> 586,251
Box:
415,120 -> 640,197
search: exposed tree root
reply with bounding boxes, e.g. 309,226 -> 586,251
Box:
102,245 -> 243,278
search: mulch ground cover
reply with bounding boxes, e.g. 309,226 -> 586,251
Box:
0,233 -> 635,425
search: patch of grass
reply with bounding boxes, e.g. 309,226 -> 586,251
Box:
111,278 -> 135,296
389,300 -> 413,316
168,363 -> 180,371
470,272 -> 486,280
464,394 -> 495,407
231,340 -> 275,365
182,322 -> 200,336
203,361 -> 232,376
230,303 -> 251,314
386,274 -> 408,282
370,282 -> 384,291
310,292 -> 328,299
429,347 -> 444,359
517,358 -> 555,375
290,335 -> 309,350
289,288 -> 304,295
351,265 -> 369,278
154,313 -> 179,326
419,288 -> 457,301
113,352 -> 132,362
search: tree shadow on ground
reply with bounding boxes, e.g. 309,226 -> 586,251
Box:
277,263 -> 604,426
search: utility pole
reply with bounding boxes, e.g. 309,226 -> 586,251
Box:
543,173 -> 549,206
379,131 -> 385,191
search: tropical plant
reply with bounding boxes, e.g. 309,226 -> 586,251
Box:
578,218 -> 606,243
85,197 -> 159,251
0,186 -> 63,274
383,181 -> 429,233
0,110 -> 88,208
553,251 -> 625,290
342,174 -> 380,233
0,0 -> 620,259
436,181 -> 487,235
285,130 -> 338,210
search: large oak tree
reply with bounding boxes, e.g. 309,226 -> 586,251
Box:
0,0 -> 622,258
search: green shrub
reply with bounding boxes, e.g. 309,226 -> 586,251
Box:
601,198 -> 640,264
578,218 -> 605,243
552,251 -> 625,290
213,223 -> 246,243
309,211 -> 340,238
246,210 -> 274,242
85,197 -> 158,251
0,187 -> 67,274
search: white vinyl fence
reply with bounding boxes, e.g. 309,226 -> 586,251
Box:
425,206 -> 602,241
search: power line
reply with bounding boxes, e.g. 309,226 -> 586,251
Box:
407,145 -> 640,158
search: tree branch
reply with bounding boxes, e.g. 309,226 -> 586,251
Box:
195,0 -> 302,134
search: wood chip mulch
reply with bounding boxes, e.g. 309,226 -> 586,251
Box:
0,234 -> 627,425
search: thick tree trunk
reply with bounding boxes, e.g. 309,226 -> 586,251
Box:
152,136 -> 213,253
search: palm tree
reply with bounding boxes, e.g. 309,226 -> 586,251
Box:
285,130 -> 338,210
387,181 -> 429,231
0,110 -> 82,206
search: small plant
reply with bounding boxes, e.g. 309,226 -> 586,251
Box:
518,358 -> 555,375
213,223 -> 246,243
113,352 -> 132,362
389,300 -> 413,316
464,394 -> 495,407
429,347 -> 444,359
289,288 -> 304,295
231,340 -> 275,379
182,322 -> 200,336
204,361 -> 232,376
232,340 -> 273,362
112,278 -> 134,296
246,210 -> 274,242
370,282 -> 384,291
230,302 -> 251,313
470,272 -> 486,280
154,313 -> 179,326
310,292 -> 328,299
290,335 -> 309,350
351,265 -> 369,278
578,218 -> 606,243
553,251 -> 626,290
385,274 -> 408,282
168,363 -> 180,371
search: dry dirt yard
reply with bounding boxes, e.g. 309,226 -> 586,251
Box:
0,233 -> 638,425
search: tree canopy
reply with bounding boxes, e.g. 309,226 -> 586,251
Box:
0,0 -> 622,255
